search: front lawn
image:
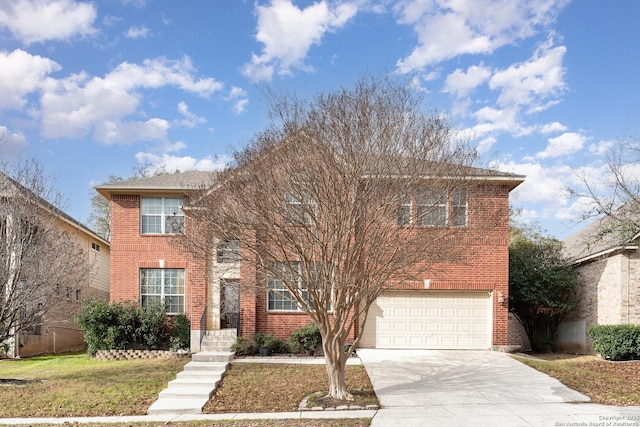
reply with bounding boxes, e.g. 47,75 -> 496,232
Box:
0,353 -> 189,417
514,354 -> 640,406
204,363 -> 375,413
0,353 -> 374,425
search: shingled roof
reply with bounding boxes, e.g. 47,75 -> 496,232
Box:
94,171 -> 217,198
563,213 -> 640,264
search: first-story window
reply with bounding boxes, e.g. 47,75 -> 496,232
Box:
267,277 -> 299,311
140,268 -> 185,314
267,262 -> 329,312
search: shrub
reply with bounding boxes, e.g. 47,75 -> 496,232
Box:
75,300 -> 171,354
231,336 -> 258,356
588,324 -> 640,360
231,333 -> 290,356
75,300 -> 131,354
289,323 -> 322,353
262,335 -> 290,353
170,314 -> 191,351
133,302 -> 168,349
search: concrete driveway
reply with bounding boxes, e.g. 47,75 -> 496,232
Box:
358,349 -> 640,426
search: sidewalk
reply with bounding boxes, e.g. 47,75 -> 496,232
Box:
0,410 -> 378,425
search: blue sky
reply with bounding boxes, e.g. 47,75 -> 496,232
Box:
1,0 -> 639,239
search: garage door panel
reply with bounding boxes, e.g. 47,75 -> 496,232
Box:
361,291 -> 492,349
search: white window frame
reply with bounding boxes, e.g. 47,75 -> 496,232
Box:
216,239 -> 240,263
141,197 -> 185,234
417,188 -> 448,226
267,262 -> 330,312
397,196 -> 412,226
140,268 -> 185,314
451,187 -> 468,227
284,190 -> 316,225
397,186 -> 468,227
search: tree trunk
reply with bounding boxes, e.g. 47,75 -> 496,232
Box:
322,333 -> 353,400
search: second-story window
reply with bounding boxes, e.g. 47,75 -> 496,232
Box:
217,239 -> 240,263
141,197 -> 184,234
397,186 -> 468,227
417,188 -> 447,226
451,187 -> 468,227
284,190 -> 316,225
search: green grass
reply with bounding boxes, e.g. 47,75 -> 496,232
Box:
0,353 -> 189,417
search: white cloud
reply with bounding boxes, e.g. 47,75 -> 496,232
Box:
225,86 -> 249,114
126,25 -> 150,39
540,121 -> 567,134
536,132 -> 586,159
0,49 -> 61,110
93,118 -> 170,144
242,0 -> 358,81
497,159 -> 574,210
0,125 -> 28,157
476,136 -> 497,154
40,56 -> 222,143
395,0 -> 569,72
135,151 -> 232,174
588,139 -> 615,156
176,101 -> 206,128
469,106 -> 532,138
0,0 -> 97,44
489,40 -> 567,110
444,64 -> 491,98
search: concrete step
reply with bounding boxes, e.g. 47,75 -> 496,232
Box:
192,352 -> 234,363
147,351 -> 234,415
158,386 -> 215,400
147,397 -> 209,415
183,361 -> 232,372
200,344 -> 235,350
175,370 -> 226,381
169,376 -> 222,388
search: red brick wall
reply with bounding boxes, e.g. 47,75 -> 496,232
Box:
237,183 -> 512,346
109,181 -> 511,347
109,194 -> 206,329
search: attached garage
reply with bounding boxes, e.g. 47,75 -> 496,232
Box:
360,291 -> 492,349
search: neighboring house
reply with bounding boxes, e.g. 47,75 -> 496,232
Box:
96,168 -> 523,353
0,173 -> 110,358
557,218 -> 640,353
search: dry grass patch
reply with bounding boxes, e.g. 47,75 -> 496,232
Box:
0,353 -> 189,417
203,363 -> 376,413
514,354 -> 640,406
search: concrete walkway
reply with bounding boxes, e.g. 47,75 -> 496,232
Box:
0,411 -> 377,425
357,349 -> 640,427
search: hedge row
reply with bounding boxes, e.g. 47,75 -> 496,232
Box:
588,324 -> 640,360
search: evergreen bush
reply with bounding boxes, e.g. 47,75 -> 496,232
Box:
588,324 -> 640,360
289,323 -> 322,353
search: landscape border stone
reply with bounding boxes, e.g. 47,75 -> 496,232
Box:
92,349 -> 190,361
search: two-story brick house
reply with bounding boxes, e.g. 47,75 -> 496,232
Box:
96,165 -> 523,353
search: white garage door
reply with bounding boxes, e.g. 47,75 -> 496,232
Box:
360,291 -> 492,349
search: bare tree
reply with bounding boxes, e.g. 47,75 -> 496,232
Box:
573,137 -> 640,244
185,77 -> 491,399
0,159 -> 92,351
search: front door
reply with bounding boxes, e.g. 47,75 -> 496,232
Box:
220,279 -> 239,329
